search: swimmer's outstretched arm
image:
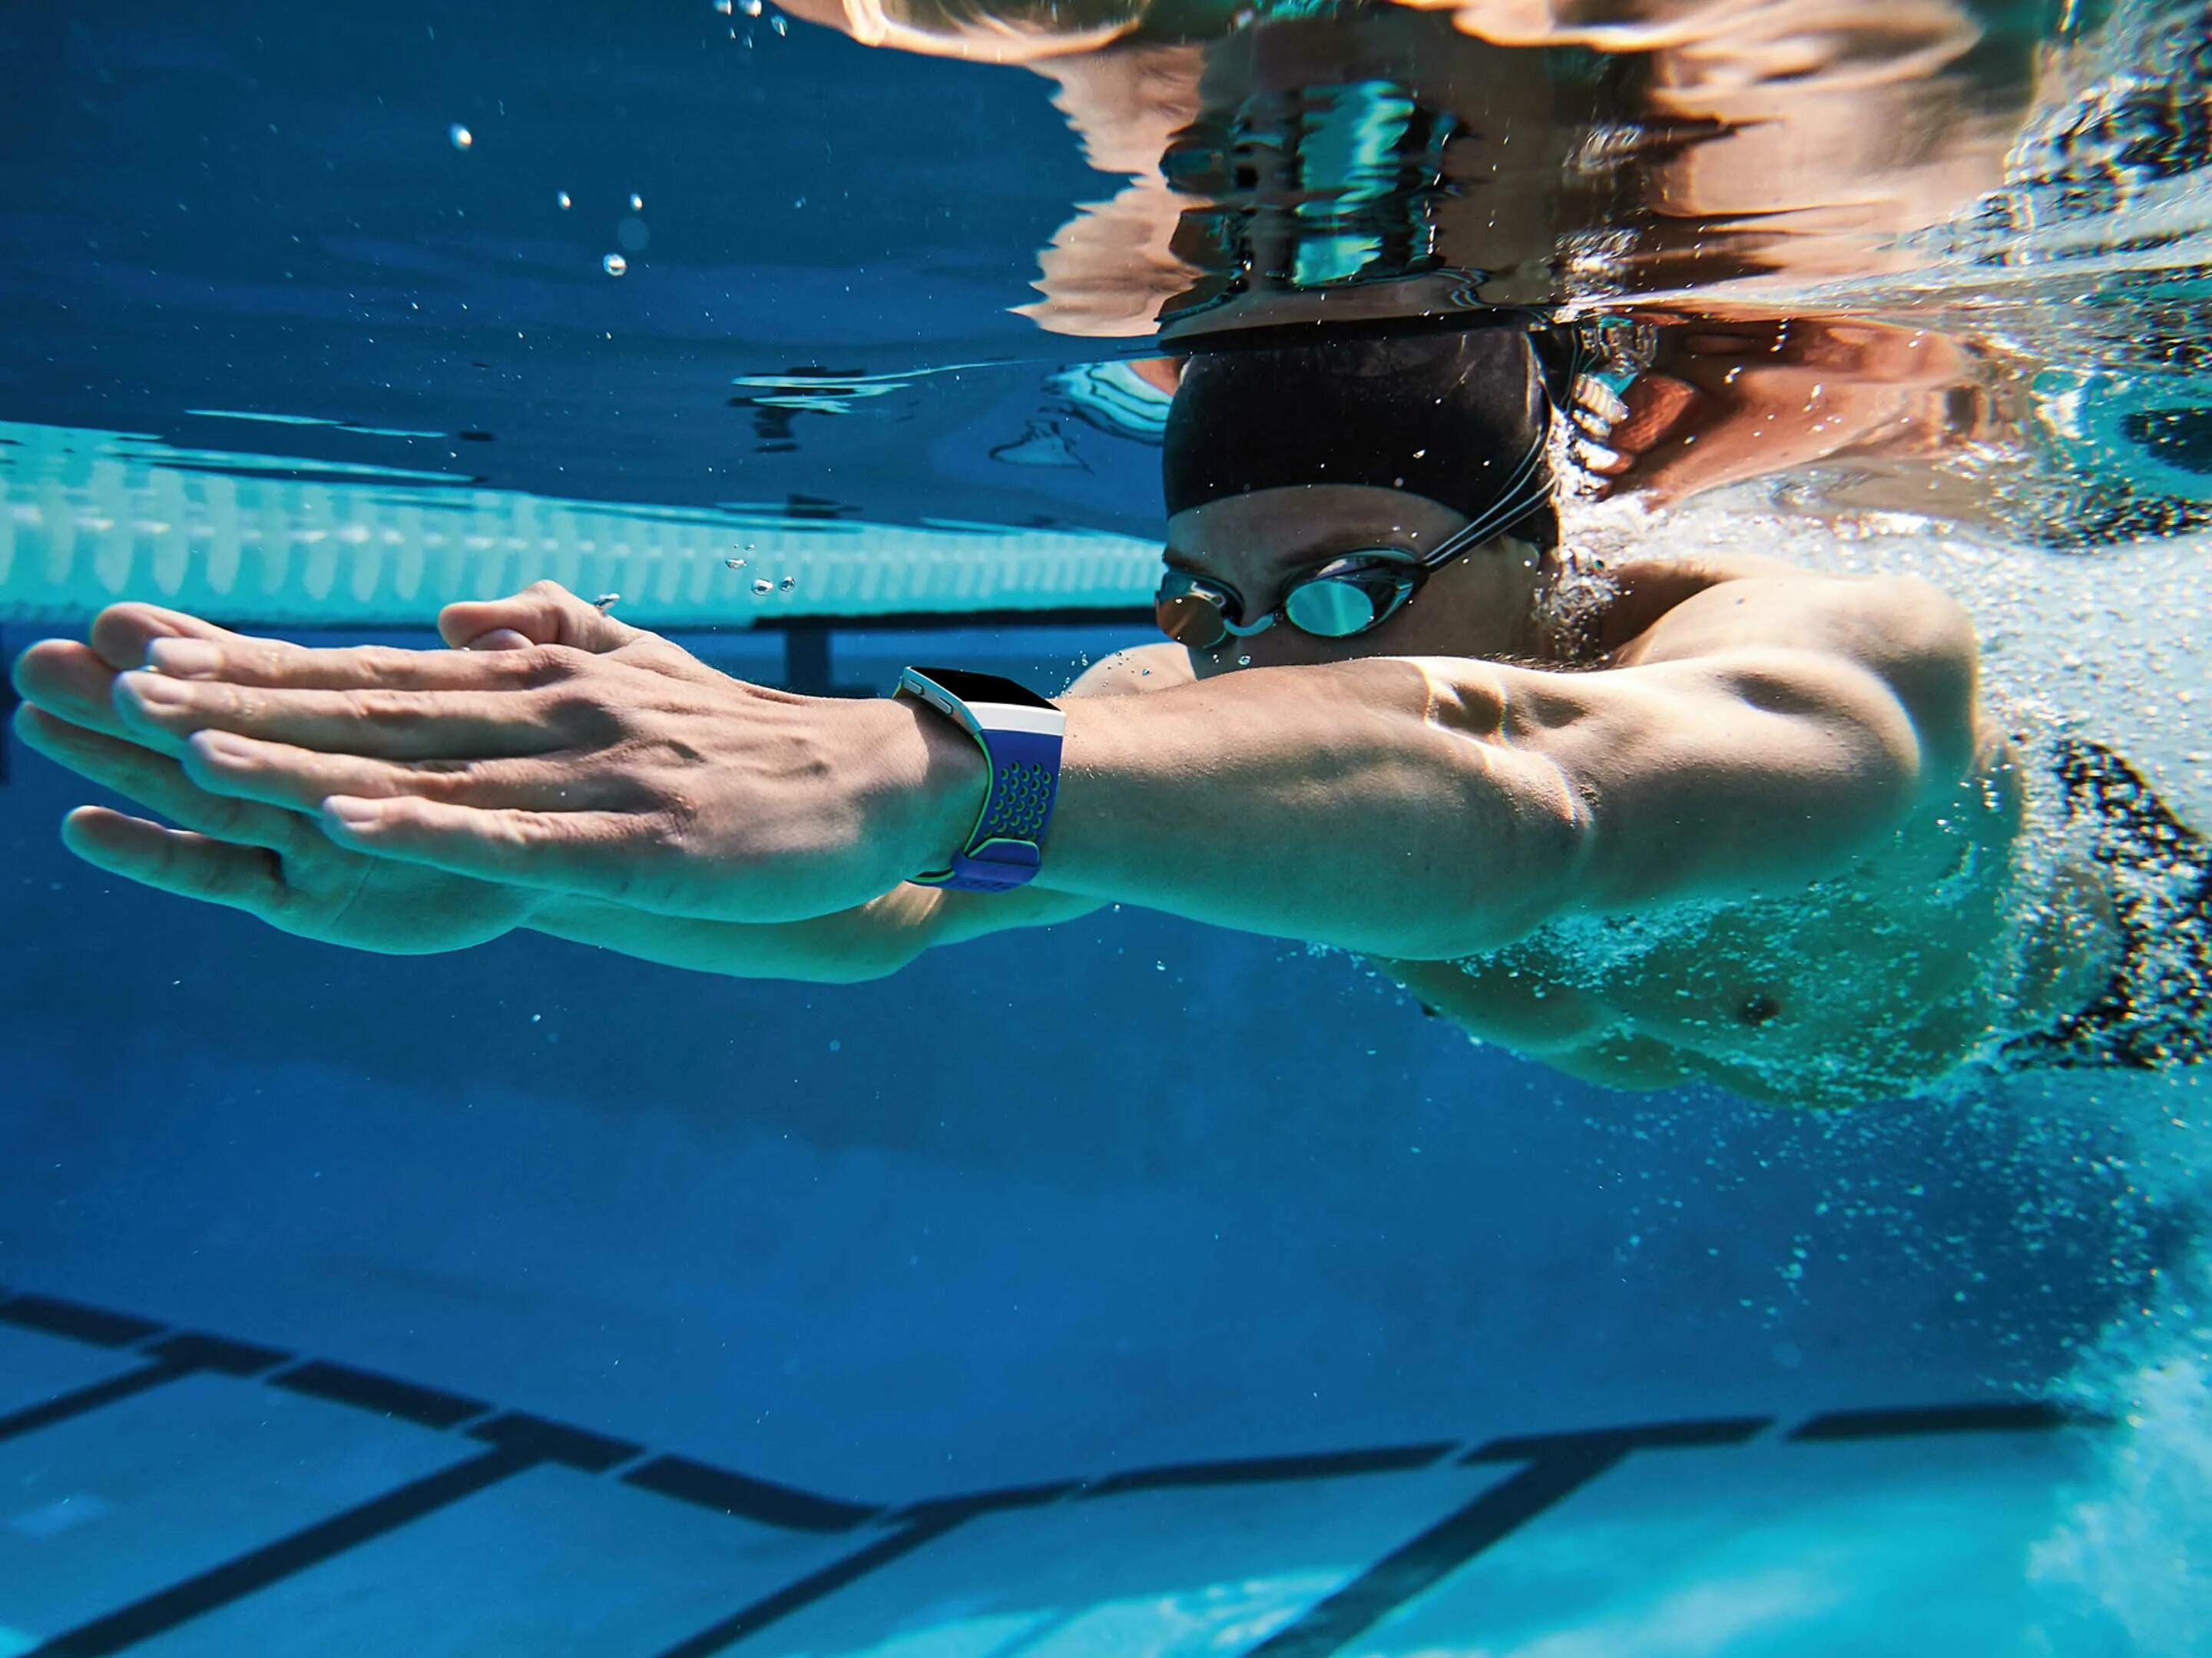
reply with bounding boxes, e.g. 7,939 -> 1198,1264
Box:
10,682 -> 1090,973
10,595 -> 1105,971
36,574 -> 1976,962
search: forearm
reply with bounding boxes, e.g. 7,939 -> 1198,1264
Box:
525,885 -> 941,984
1036,657 -> 1588,957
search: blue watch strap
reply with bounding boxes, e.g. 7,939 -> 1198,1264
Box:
895,667 -> 1067,893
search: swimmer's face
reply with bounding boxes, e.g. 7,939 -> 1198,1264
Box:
1164,484 -> 1535,675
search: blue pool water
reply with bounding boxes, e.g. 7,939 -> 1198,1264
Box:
2,0 -> 2209,1652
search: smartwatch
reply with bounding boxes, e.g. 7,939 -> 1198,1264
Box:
894,667 -> 1067,893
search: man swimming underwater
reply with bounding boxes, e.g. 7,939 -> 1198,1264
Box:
12,328 -> 2208,1107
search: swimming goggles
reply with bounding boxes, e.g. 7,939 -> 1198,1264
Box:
1154,430 -> 1552,650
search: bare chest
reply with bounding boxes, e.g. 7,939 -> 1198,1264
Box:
1385,799 -> 2024,1104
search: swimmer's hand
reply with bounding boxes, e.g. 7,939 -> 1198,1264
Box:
12,609 -> 539,953
1578,315 -> 1979,505
71,584 -> 984,925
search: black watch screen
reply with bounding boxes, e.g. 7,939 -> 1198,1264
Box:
906,667 -> 1058,710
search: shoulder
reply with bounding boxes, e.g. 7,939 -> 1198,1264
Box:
1615,558 -> 1971,654
1624,564 -> 1982,783
1061,641 -> 1194,700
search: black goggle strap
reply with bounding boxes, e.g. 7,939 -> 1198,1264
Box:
1409,326 -> 1568,569
1410,422 -> 1553,573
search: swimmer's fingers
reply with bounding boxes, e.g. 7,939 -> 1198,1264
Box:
13,705 -> 306,853
12,638 -> 141,739
1566,377 -> 1634,487
316,796 -> 643,893
60,806 -> 289,916
180,730 -> 631,814
110,673 -> 565,761
438,582 -> 644,654
13,609 -> 317,738
88,604 -> 282,672
136,634 -> 568,695
1571,375 -> 1630,434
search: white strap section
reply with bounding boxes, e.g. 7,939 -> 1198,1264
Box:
972,703 -> 1068,737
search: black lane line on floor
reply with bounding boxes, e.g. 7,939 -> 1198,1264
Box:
267,1358 -> 493,1430
0,1284 -> 2115,1657
1080,1441 -> 1459,1497
140,1332 -> 292,1376
0,1293 -> 165,1348
621,1455 -> 879,1534
23,1445 -> 539,1658
889,1479 -> 1081,1528
0,1319 -> 292,1448
1250,1418 -> 1773,1658
0,1362 -> 193,1446
1788,1401 -> 2108,1440
467,1410 -> 641,1472
1465,1416 -> 1776,1464
1248,1445 -> 1627,1658
655,1480 -> 1091,1658
651,1516 -> 969,1658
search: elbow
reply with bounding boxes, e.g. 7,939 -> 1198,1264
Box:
1391,750 -> 1594,959
1490,758 -> 1598,941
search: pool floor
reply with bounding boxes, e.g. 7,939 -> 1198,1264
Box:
0,1289 -> 2131,1658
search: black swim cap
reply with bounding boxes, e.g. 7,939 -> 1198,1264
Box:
1162,327 -> 1556,548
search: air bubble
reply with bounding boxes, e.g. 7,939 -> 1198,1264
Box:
752,577 -> 773,595
1237,654 -> 1252,667
593,593 -> 621,612
555,190 -> 572,210
739,0 -> 763,14
629,192 -> 644,212
449,124 -> 473,150
780,574 -> 796,591
602,253 -> 628,276
770,14 -> 786,31
714,0 -> 733,10
725,557 -> 748,570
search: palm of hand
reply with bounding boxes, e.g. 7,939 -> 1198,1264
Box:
12,600 -> 558,955
13,700 -> 536,955
253,819 -> 536,955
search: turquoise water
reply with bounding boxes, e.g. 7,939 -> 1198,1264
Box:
2,0 -> 2209,1652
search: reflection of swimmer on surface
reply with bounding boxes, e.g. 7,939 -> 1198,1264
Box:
1568,302 -> 2212,544
1571,312 -> 1994,507
14,325 -> 2207,1108
777,0 -> 2041,333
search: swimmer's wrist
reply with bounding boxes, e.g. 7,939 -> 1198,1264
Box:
859,693 -> 992,885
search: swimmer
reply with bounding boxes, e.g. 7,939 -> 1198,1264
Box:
12,327 -> 2206,1107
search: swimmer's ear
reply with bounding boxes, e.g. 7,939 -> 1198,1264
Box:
439,581 -> 644,654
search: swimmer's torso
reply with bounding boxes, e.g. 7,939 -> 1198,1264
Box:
1385,743 -> 2032,1107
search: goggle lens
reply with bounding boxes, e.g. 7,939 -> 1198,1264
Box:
1282,575 -> 1387,638
1157,587 -> 1231,647
1157,557 -> 1416,649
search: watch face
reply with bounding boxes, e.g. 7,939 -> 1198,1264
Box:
905,667 -> 1058,710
